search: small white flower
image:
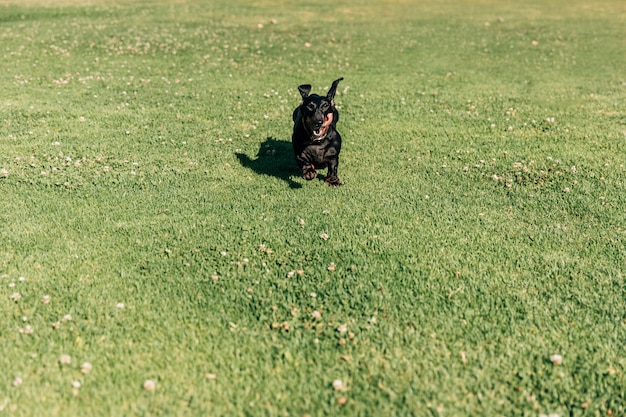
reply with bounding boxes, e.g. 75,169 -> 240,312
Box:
205,373 -> 217,380
332,379 -> 345,391
327,262 -> 336,272
550,354 -> 563,366
60,354 -> 71,365
337,324 -> 348,334
42,295 -> 51,304
116,302 -> 125,309
320,233 -> 329,240
81,362 -> 93,374
10,292 -> 21,302
369,316 -> 377,324
63,314 -> 72,321
143,379 -> 156,392
311,310 -> 322,319
72,381 -> 81,389
23,325 -> 33,335
13,377 -> 23,387
0,168 -> 8,177
287,270 -> 296,278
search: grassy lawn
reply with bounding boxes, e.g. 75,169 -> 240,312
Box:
1,0 -> 625,415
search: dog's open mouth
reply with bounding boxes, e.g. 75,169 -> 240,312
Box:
312,113 -> 333,140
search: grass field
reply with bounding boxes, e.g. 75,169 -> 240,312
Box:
1,0 -> 626,415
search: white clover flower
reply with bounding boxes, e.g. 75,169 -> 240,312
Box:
337,324 -> 348,334
81,362 -> 93,374
42,295 -> 51,304
550,354 -> 563,366
72,381 -> 81,389
320,233 -> 329,240
332,379 -> 345,391
116,302 -> 125,309
13,377 -> 23,387
10,292 -> 21,302
143,379 -> 156,392
60,354 -> 71,365
311,310 -> 322,319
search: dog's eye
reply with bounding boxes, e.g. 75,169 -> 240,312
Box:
306,103 -> 316,111
320,102 -> 330,111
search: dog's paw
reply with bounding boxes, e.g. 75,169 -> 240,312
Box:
303,167 -> 317,181
325,176 -> 342,187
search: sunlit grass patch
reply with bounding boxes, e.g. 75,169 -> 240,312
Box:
1,0 -> 626,415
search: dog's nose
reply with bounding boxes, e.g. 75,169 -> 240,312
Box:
314,120 -> 323,128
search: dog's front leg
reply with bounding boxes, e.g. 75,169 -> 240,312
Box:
325,158 -> 342,186
297,155 -> 317,180
302,164 -> 317,181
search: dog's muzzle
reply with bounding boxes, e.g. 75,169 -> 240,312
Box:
310,112 -> 334,141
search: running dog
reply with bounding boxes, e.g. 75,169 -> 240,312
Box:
291,77 -> 344,186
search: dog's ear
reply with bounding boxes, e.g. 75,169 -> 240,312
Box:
326,77 -> 344,103
298,84 -> 312,100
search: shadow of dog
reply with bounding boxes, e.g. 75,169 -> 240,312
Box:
235,137 -> 302,189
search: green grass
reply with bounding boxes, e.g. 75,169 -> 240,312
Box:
1,0 -> 626,415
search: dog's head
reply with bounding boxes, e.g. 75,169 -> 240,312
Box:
297,77 -> 343,141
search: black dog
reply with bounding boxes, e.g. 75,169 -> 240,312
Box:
292,77 -> 344,186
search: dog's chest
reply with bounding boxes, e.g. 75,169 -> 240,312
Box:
300,141 -> 336,167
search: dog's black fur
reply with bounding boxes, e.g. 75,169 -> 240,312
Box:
292,77 -> 344,186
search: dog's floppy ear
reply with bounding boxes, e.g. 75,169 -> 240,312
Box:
298,84 -> 312,100
326,77 -> 344,103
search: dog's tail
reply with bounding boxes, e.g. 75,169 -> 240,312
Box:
326,77 -> 344,103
